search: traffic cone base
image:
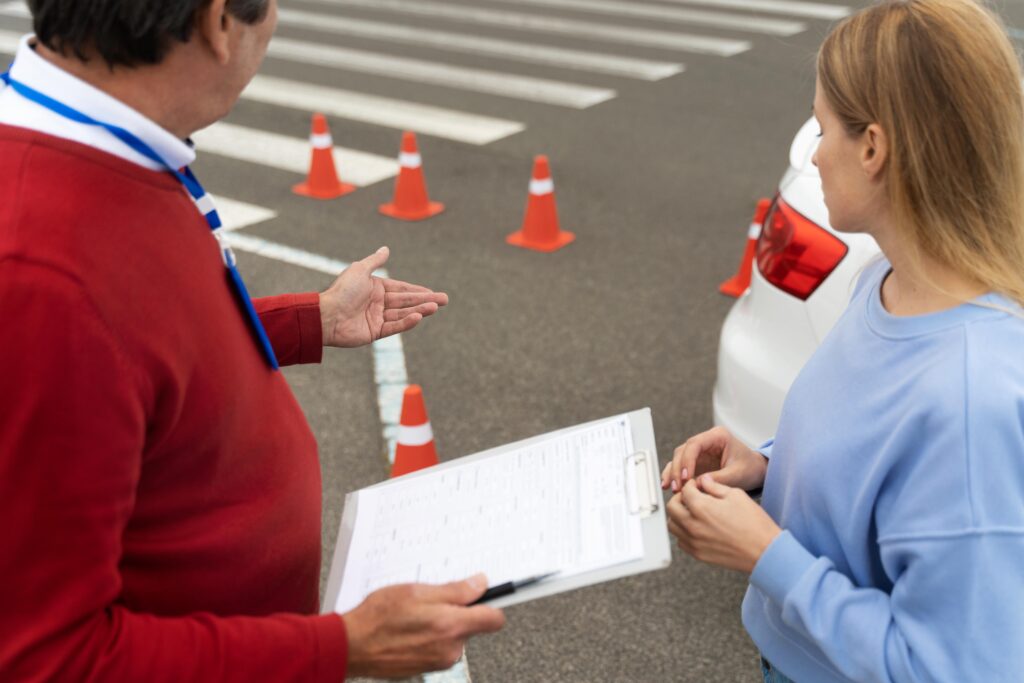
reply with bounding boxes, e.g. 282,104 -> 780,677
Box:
293,113 -> 355,201
390,384 -> 439,478
507,155 -> 574,252
505,228 -> 576,252
719,197 -> 771,297
391,447 -> 438,477
293,179 -> 356,200
380,131 -> 445,222
378,199 -> 445,221
718,245 -> 756,296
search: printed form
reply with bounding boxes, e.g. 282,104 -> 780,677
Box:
334,415 -> 645,613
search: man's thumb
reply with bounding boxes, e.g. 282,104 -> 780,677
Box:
360,245 -> 390,272
432,573 -> 488,605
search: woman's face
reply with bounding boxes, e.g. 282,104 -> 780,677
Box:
811,79 -> 879,235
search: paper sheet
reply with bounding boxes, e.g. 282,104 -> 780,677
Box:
334,415 -> 644,613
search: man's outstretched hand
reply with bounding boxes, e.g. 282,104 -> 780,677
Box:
319,246 -> 449,348
343,574 -> 506,678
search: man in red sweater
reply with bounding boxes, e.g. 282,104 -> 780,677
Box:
0,0 -> 505,680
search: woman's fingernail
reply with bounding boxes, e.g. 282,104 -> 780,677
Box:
671,480 -> 679,492
681,468 -> 688,480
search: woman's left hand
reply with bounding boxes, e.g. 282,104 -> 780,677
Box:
666,474 -> 782,574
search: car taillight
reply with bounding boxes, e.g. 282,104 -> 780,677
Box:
756,197 -> 847,300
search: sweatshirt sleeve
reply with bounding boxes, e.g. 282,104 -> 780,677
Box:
253,293 -> 323,366
750,528 -> 1024,682
0,260 -> 347,682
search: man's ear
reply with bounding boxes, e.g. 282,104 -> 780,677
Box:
861,122 -> 888,181
195,0 -> 233,65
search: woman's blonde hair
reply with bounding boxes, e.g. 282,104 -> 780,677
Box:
818,0 -> 1024,307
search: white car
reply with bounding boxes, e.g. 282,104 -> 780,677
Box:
712,117 -> 881,447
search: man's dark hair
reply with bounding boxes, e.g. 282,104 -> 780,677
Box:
28,0 -> 270,67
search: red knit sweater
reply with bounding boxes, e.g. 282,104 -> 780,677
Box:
0,125 -> 348,681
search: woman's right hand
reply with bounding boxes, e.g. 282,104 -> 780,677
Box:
661,426 -> 768,494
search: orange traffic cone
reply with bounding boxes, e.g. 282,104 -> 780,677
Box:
293,113 -> 356,200
379,132 -> 445,221
390,385 -> 439,478
506,155 -> 575,252
719,198 -> 771,297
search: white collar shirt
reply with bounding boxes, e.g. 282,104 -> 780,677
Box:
0,34 -> 194,171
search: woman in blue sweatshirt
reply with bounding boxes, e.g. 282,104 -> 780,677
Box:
662,1 -> 1024,681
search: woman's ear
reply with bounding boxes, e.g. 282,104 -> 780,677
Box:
195,0 -> 233,66
861,123 -> 888,181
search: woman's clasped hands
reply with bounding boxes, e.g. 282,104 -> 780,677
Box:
661,427 -> 782,574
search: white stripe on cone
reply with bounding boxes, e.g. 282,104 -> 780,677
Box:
529,177 -> 554,195
310,132 -> 333,148
399,151 -> 423,168
398,422 -> 434,446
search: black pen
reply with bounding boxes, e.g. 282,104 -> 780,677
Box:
469,571 -> 560,606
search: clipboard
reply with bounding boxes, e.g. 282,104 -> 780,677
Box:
322,408 -> 670,613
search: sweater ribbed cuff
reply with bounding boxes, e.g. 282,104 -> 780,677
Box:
750,530 -> 817,607
312,613 -> 348,683
294,292 -> 323,365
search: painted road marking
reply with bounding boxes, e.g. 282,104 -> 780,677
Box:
267,37 -> 616,109
275,8 -> 683,81
0,1 -> 26,17
0,28 -> 21,53
210,195 -> 278,231
220,231 -> 354,277
302,0 -> 752,57
483,0 -> 806,36
193,122 -> 399,186
655,0 -> 850,20
244,74 -> 524,145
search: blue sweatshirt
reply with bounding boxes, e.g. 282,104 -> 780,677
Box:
742,259 -> 1024,682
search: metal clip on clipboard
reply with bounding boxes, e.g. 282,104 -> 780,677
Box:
624,450 -> 659,518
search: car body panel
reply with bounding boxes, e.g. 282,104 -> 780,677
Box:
712,117 -> 881,446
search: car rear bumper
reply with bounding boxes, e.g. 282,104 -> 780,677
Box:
711,267 -> 821,447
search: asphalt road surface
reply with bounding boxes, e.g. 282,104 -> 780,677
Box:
5,0 -> 1024,680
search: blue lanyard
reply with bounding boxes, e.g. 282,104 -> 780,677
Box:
2,68 -> 280,370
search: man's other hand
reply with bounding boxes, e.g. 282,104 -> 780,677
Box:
342,574 -> 505,678
319,246 -> 449,348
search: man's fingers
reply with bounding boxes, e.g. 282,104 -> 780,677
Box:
419,573 -> 489,606
452,605 -> 506,637
386,291 -> 448,309
379,314 -> 422,339
358,246 -> 391,273
382,278 -> 439,295
384,303 -> 439,323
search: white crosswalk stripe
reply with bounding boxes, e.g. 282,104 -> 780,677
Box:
243,75 -> 524,145
0,1 -> 26,17
209,195 -> 277,232
479,0 -> 807,36
0,28 -> 20,53
299,0 -> 752,57
222,231 -> 355,277
654,0 -> 850,20
275,9 -> 684,81
267,37 -> 616,109
193,122 -> 399,186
